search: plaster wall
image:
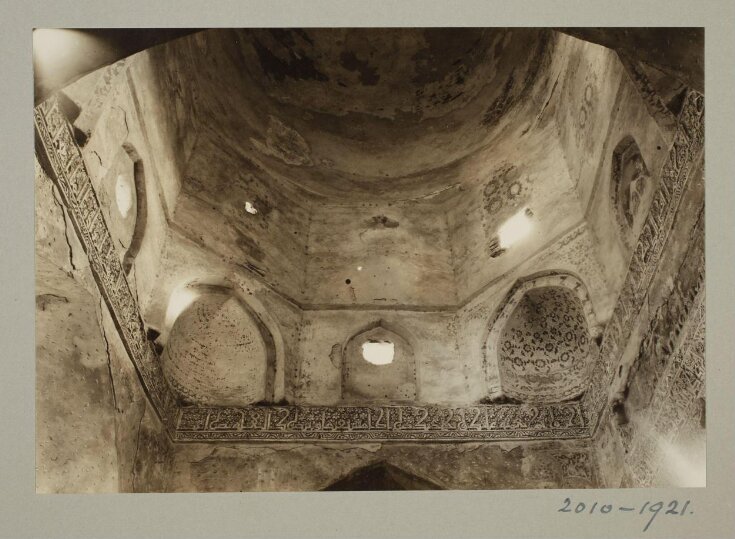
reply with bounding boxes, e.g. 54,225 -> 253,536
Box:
138,226 -> 304,402
304,198 -> 456,306
35,158 -> 172,493
168,439 -> 598,492
445,130 -> 584,302
35,29 -> 705,493
553,33 -> 624,208
174,134 -> 313,300
294,310 -> 465,405
555,34 -> 671,304
65,56 -> 176,315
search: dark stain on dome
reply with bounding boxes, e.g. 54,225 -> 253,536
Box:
339,50 -> 380,86
252,30 -> 329,83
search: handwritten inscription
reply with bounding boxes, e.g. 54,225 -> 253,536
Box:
558,497 -> 693,532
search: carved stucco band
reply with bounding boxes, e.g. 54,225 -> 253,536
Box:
175,403 -> 589,442
627,288 -> 705,487
582,89 -> 704,429
34,97 -> 179,427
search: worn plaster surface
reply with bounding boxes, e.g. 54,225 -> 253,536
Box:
36,28 -> 705,492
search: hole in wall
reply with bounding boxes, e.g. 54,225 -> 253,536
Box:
369,215 -> 399,228
345,278 -> 351,284
497,207 -> 534,249
362,341 -> 394,365
146,327 -> 161,342
115,173 -> 133,217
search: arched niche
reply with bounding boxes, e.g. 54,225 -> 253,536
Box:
484,272 -> 602,403
322,462 -> 444,491
161,284 -> 278,406
102,143 -> 147,275
342,320 -> 417,403
610,135 -> 651,249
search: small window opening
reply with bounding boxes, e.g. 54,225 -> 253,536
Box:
115,174 -> 133,217
498,207 -> 534,249
362,340 -> 394,365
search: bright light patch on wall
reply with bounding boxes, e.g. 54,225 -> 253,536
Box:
33,29 -> 85,62
498,208 -> 534,249
362,341 -> 394,365
245,201 -> 258,215
357,266 -> 363,271
656,436 -> 706,487
33,29 -> 111,82
115,174 -> 133,217
165,286 -> 200,329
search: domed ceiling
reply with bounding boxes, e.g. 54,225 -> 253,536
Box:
172,28 -> 555,199
122,27 -> 622,314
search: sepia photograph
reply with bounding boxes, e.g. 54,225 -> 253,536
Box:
33,25 -> 706,495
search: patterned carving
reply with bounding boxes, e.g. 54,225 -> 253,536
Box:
482,164 -> 531,215
174,402 -> 588,442
162,290 -> 276,406
498,287 -> 593,402
630,209 -> 705,413
482,164 -> 534,255
486,272 -> 601,398
34,97 -> 178,427
574,73 -> 598,152
583,90 -> 704,429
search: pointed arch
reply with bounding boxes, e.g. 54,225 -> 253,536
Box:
341,319 -> 417,403
610,135 -> 651,250
484,271 -> 602,403
322,461 -> 444,491
161,280 -> 285,404
120,142 -> 147,275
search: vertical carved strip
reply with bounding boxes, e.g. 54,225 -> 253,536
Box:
34,97 -> 178,430
584,90 -> 704,429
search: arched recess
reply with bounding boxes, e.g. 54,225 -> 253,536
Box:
120,143 -> 147,275
610,135 -> 651,250
484,272 -> 602,403
341,320 -> 417,403
102,142 -> 148,275
161,282 -> 284,405
322,461 -> 444,491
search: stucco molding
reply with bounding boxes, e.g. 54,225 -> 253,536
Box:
174,402 -> 589,442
